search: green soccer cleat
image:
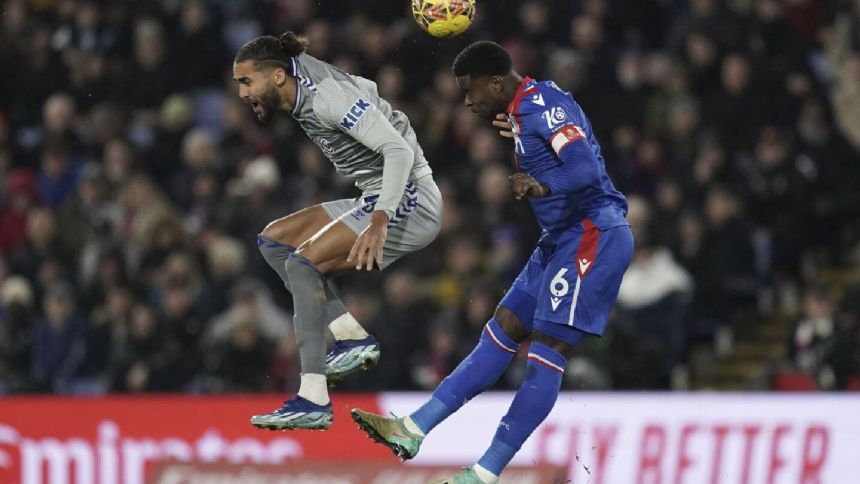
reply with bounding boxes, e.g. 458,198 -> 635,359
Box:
250,396 -> 333,431
426,467 -> 487,484
325,336 -> 381,383
351,408 -> 423,460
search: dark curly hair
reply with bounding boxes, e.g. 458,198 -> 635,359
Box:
234,31 -> 309,67
452,40 -> 512,78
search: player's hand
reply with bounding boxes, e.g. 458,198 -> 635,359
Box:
348,211 -> 389,271
493,113 -> 514,139
509,173 -> 549,199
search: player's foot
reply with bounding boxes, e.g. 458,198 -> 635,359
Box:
325,335 -> 381,383
250,396 -> 333,431
351,408 -> 423,461
426,467 -> 487,484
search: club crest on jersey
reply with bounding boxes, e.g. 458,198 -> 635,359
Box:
317,137 -> 334,154
339,99 -> 371,130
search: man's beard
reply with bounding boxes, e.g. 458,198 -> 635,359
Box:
255,85 -> 282,123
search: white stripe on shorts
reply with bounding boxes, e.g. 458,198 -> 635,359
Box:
567,274 -> 581,326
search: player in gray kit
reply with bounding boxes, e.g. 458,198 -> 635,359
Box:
233,31 -> 443,430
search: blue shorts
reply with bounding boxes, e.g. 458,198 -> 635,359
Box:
499,220 -> 634,346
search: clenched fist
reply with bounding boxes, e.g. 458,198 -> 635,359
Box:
509,173 -> 550,200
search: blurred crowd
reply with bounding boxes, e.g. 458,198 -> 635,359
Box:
1,0 -> 859,395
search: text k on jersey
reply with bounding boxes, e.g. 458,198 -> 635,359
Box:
507,77 -> 628,233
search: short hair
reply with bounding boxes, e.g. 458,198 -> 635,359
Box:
452,41 -> 512,78
235,31 -> 309,66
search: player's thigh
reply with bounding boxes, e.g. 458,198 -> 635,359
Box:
532,329 -> 586,359
295,194 -> 388,273
260,205 -> 334,248
495,244 -> 549,340
493,306 -> 530,343
535,224 -> 633,337
294,219 -> 359,273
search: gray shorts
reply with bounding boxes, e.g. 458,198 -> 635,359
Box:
321,176 -> 443,270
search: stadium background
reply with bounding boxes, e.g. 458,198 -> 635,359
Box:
1,0 -> 859,482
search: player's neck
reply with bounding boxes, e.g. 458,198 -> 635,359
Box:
279,76 -> 298,112
503,72 -> 524,107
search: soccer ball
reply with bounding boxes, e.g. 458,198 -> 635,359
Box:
412,0 -> 476,38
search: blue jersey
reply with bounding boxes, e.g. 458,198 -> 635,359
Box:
507,77 -> 628,236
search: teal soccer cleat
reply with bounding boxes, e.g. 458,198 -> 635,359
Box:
351,408 -> 423,460
325,336 -> 381,383
250,396 -> 333,431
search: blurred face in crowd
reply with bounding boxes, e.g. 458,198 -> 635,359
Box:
43,94 -> 75,134
686,32 -> 716,67
26,207 -> 56,247
803,292 -> 832,320
233,61 -> 286,123
478,164 -> 510,206
106,287 -> 132,322
45,290 -> 74,329
705,188 -> 737,227
130,304 -> 156,339
755,127 -> 787,169
722,54 -> 750,94
455,74 -> 507,121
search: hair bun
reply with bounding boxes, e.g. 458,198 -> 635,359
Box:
277,31 -> 308,57
278,32 -> 293,51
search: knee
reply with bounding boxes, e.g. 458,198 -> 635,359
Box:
286,252 -> 327,278
261,218 -> 301,246
493,307 -> 529,343
284,253 -> 304,276
532,331 -> 577,358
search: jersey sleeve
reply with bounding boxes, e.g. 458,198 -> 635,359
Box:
314,80 -> 414,218
526,98 -> 600,195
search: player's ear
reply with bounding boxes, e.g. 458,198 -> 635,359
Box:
273,68 -> 287,87
491,76 -> 504,93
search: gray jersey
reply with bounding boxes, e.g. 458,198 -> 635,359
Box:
288,53 -> 433,216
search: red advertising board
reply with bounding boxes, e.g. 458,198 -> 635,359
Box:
0,395 -> 393,484
4,392 -> 859,484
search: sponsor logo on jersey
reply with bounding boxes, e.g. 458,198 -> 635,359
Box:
339,99 -> 371,130
541,107 -> 568,129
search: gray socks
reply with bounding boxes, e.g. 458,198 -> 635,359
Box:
285,253 -> 328,375
257,234 -> 347,322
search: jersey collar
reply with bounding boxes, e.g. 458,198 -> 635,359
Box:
506,76 -> 536,116
290,56 -> 305,116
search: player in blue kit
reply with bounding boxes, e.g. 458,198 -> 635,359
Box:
351,41 -> 634,483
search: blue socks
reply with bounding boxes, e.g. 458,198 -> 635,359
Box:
410,318 -> 520,434
477,341 -> 566,476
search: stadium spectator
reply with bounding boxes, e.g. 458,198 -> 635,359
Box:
29,281 -> 88,392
